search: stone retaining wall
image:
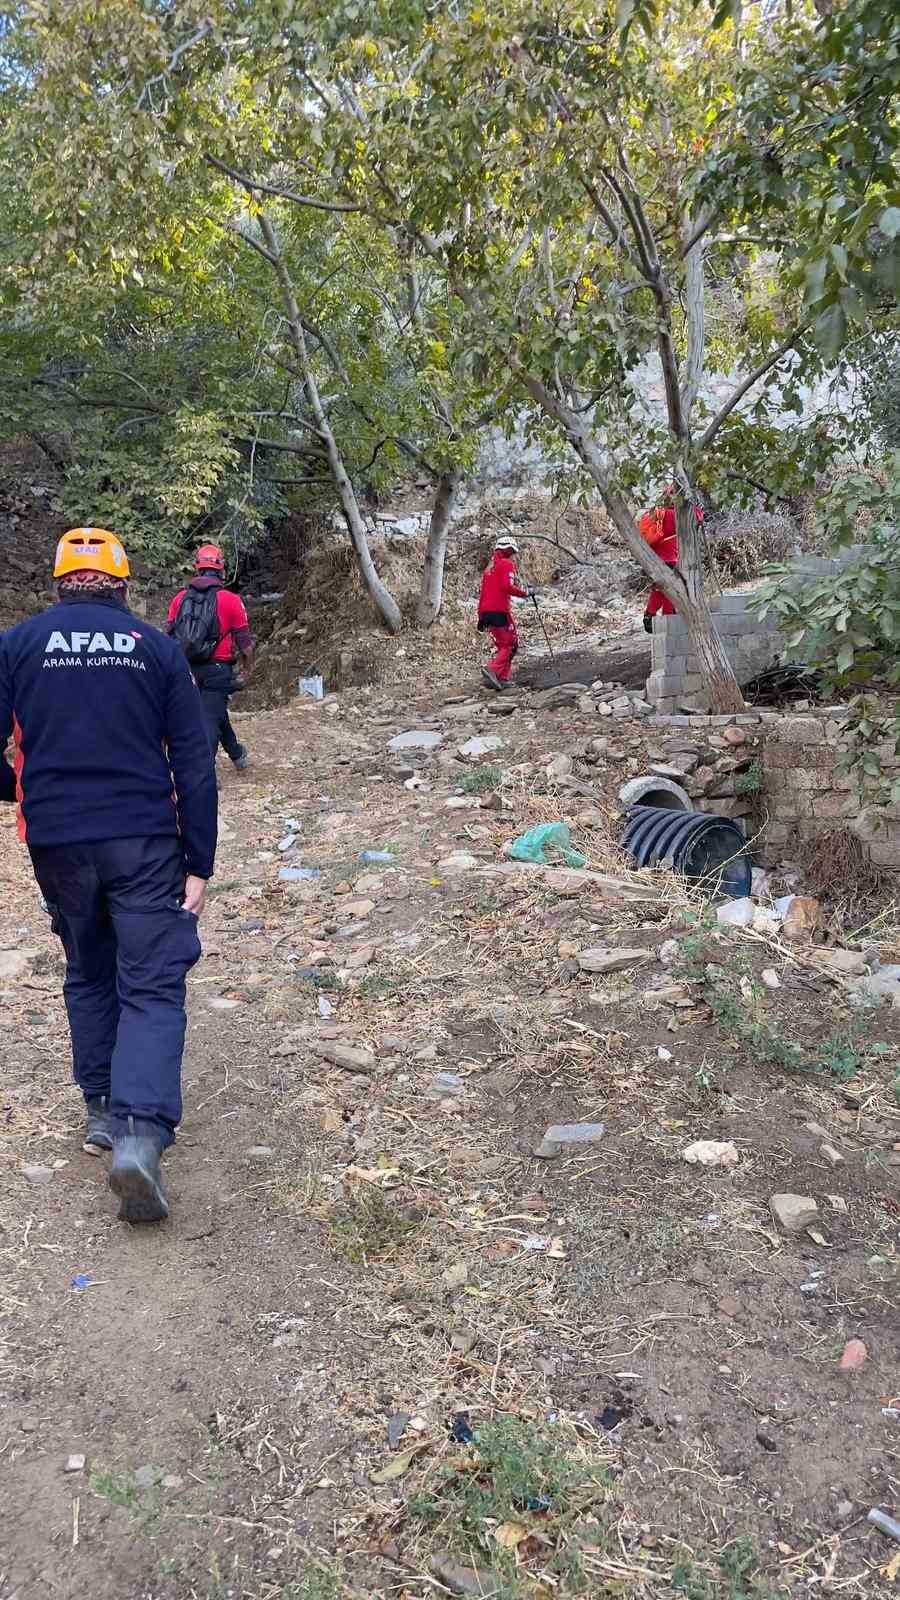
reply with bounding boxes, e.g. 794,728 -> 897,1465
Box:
645,704 -> 899,871
645,549 -> 871,713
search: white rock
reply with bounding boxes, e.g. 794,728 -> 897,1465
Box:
761,968 -> 781,989
752,907 -> 782,934
683,1140 -> 740,1167
437,851 -> 479,873
716,897 -> 755,928
388,730 -> 443,752
64,1454 -> 86,1473
458,735 -> 504,758
0,950 -> 31,983
656,1046 -> 673,1061
658,938 -> 680,967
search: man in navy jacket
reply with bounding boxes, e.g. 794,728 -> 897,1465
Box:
0,527 -> 217,1223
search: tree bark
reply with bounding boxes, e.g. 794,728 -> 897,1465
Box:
680,214 -> 706,423
416,467 -> 461,627
518,370 -> 745,712
256,212 -> 402,635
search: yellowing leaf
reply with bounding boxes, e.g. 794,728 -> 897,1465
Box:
494,1520 -> 528,1550
369,1442 -> 428,1483
882,1549 -> 900,1582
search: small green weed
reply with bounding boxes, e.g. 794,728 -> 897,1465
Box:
297,968 -> 342,992
734,758 -> 763,797
89,1466 -> 138,1509
673,1532 -> 787,1598
327,1187 -> 419,1263
459,764 -> 502,794
676,940 -> 886,1082
813,1014 -> 887,1081
358,974 -> 401,999
406,1416 -> 610,1595
288,1560 -> 346,1600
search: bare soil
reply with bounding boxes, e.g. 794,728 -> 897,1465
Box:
1,662 -> 899,1600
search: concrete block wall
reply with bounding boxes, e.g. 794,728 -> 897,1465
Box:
646,597 -> 783,713
645,547 -> 873,713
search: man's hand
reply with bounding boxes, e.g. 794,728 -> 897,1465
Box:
183,875 -> 207,917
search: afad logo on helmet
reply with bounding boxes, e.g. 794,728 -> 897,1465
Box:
46,526 -> 145,668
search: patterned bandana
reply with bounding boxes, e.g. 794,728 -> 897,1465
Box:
57,571 -> 128,596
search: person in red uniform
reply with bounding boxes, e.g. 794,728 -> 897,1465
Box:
477,536 -> 530,689
167,544 -> 254,769
639,485 -> 704,631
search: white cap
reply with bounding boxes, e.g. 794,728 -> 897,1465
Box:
495,536 -> 519,554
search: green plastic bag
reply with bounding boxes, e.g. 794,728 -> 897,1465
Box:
508,821 -> 586,869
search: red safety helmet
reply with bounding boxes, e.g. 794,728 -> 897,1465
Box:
195,543 -> 225,572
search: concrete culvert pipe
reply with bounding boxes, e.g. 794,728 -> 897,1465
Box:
621,803 -> 752,899
618,775 -> 691,812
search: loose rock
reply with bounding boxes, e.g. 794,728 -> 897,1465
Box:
22,1165 -> 54,1187
388,730 -> 442,752
64,1454 -> 86,1474
839,1338 -> 868,1371
308,1040 -> 376,1074
683,1140 -> 739,1167
542,1121 -> 605,1145
243,1146 -> 275,1165
577,946 -> 652,974
782,895 -> 823,943
770,1193 -> 819,1233
716,897 -> 754,929
458,735 -> 504,758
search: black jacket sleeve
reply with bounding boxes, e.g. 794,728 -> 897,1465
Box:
163,648 -> 218,878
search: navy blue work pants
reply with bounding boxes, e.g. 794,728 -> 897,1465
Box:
28,836 -> 202,1146
193,661 -> 242,761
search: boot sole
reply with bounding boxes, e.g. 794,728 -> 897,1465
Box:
109,1160 -> 169,1223
83,1136 -> 113,1157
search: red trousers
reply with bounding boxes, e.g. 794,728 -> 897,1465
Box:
487,621 -> 518,682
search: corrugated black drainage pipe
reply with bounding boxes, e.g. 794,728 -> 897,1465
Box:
621,803 -> 752,899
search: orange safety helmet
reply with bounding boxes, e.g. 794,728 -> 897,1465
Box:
53,527 -> 130,580
195,543 -> 225,572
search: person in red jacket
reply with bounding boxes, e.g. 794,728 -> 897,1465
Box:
477,536 -> 530,689
639,485 -> 704,632
167,545 -> 254,769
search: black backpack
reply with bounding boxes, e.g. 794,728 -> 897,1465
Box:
171,586 -> 221,664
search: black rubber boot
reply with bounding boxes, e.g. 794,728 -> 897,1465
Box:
481,667 -> 504,691
108,1121 -> 169,1223
231,745 -> 250,770
83,1096 -> 114,1156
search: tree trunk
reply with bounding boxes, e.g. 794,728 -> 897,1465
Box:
676,497 -> 745,713
516,369 -> 745,713
256,212 -> 402,635
416,467 -> 461,626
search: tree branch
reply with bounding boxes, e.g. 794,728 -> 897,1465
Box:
680,212 -> 706,422
206,154 -> 366,214
697,328 -> 806,450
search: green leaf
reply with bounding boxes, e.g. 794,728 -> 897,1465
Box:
879,206 -> 900,240
836,641 -> 854,674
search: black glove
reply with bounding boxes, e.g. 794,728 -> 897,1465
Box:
642,613 -> 653,634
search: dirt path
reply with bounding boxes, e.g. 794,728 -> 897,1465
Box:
1,685 -> 899,1600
